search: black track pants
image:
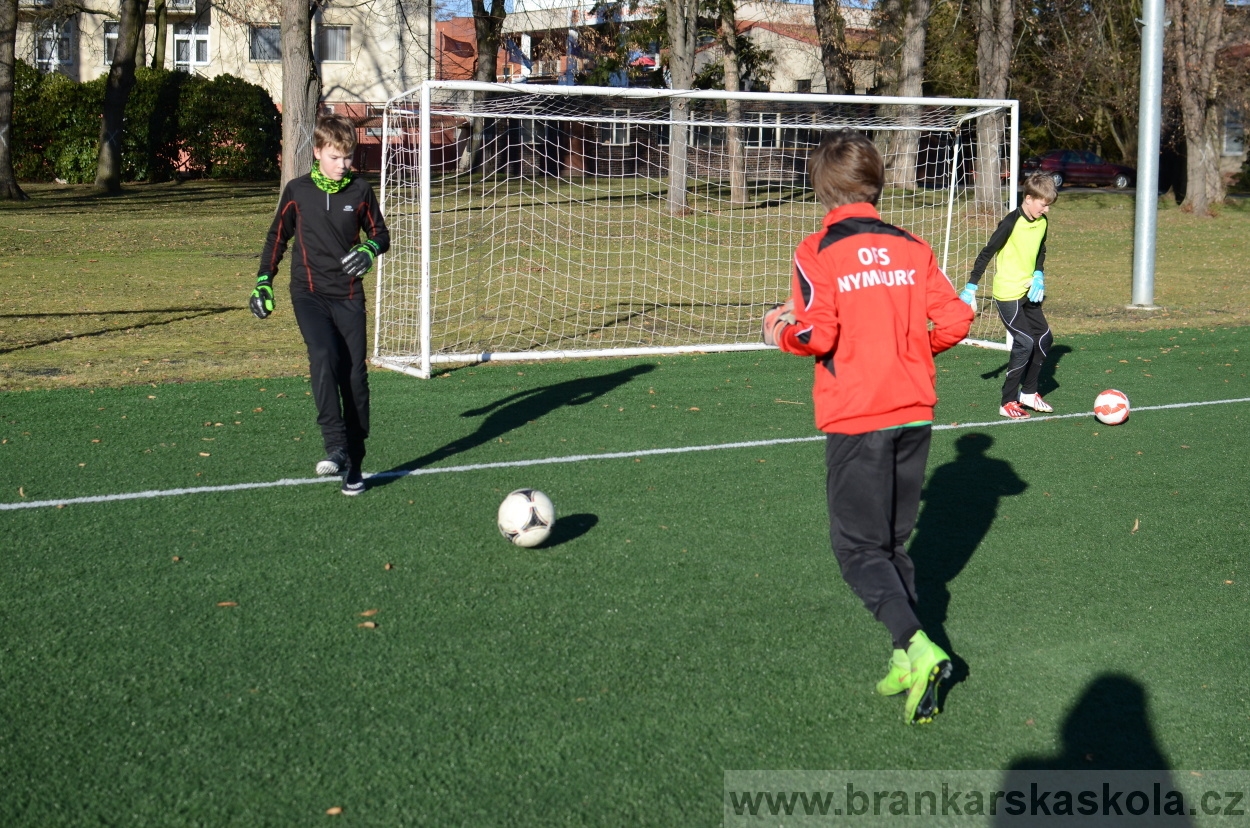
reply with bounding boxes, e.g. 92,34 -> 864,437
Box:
995,297 -> 1053,405
291,291 -> 370,463
825,426 -> 930,648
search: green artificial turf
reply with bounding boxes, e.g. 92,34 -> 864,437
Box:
1,326 -> 1248,825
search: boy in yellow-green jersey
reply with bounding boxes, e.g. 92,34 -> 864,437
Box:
960,173 -> 1059,419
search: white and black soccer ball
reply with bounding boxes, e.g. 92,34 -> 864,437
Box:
497,489 -> 556,548
1094,389 -> 1130,426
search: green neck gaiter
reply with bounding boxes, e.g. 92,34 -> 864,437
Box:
311,161 -> 352,194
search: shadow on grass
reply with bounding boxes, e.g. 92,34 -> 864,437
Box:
538,513 -> 598,548
367,363 -> 655,491
979,344 -> 1074,397
0,181 -> 279,213
993,675 -> 1192,826
910,433 -> 1027,699
0,306 -> 239,355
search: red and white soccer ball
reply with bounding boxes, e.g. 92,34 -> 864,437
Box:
1094,389 -> 1130,426
497,488 -> 556,548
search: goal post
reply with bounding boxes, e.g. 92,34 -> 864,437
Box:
374,81 -> 1018,378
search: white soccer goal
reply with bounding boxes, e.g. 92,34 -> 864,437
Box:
374,81 -> 1018,378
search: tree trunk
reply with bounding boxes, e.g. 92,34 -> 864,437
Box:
885,0 -> 930,190
665,0 -> 696,214
813,0 -> 853,94
973,0 -> 1011,210
94,0 -> 150,192
457,0 -> 505,175
720,0 -> 746,205
280,0 -> 320,188
151,0 -> 167,70
0,0 -> 26,200
1166,0 -> 1224,216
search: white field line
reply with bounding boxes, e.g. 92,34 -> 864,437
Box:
3,396 -> 1249,512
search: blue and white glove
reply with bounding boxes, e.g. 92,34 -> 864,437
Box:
958,282 -> 978,311
1027,270 -> 1045,303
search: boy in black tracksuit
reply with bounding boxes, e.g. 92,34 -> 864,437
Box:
250,114 -> 390,495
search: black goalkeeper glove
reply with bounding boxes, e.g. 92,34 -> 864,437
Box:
250,274 -> 275,319
340,239 -> 381,278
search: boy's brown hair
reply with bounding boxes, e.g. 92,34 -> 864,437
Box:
314,113 -> 358,153
1022,172 -> 1058,204
808,129 -> 884,210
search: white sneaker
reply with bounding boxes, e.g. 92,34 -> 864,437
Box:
1019,392 -> 1053,413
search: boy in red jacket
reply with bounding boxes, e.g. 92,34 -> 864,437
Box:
763,130 -> 974,724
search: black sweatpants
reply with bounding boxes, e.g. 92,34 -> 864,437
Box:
291,290 -> 370,464
825,426 -> 930,650
995,297 -> 1053,406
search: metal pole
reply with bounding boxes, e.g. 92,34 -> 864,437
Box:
1131,0 -> 1165,309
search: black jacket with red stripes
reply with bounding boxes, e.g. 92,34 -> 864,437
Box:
258,173 -> 390,301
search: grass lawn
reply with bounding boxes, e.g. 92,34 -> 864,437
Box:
0,327 -> 1248,825
2,181 -> 1249,391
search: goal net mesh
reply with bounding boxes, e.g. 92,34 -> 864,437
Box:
376,83 -> 1015,376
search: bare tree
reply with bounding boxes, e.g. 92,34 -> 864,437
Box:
456,0 -> 504,173
718,0 -> 746,204
879,0 -> 932,189
1166,0 -> 1225,215
973,0 -> 1011,208
94,0 -> 150,192
280,0 -> 320,187
665,0 -> 696,213
813,0 -> 853,94
151,0 -> 167,69
0,0 -> 26,199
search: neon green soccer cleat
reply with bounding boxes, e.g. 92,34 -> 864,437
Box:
875,649 -> 913,696
904,632 -> 952,724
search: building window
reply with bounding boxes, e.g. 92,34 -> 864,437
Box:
36,19 -> 72,71
174,22 -> 209,69
317,26 -> 350,62
795,79 -> 811,94
249,25 -> 281,62
603,109 -> 630,145
746,112 -> 781,148
1224,107 -> 1245,157
104,21 -> 118,64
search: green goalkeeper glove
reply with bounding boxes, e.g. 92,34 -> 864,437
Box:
1027,270 -> 1045,303
958,282 -> 978,311
340,239 -> 381,278
250,274 -> 274,319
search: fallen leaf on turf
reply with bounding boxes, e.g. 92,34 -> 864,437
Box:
217,601 -> 237,607
358,621 -> 377,629
384,563 -> 393,570
1226,580 -> 1234,585
253,407 -> 263,413
1131,519 -> 1140,534
326,806 -> 343,815
199,452 -> 210,457
774,399 -> 804,405
688,407 -> 700,411
18,487 -> 24,498
1181,445 -> 1190,449
360,609 -> 378,617
172,556 -> 181,562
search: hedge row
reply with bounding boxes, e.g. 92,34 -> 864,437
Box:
13,61 -> 281,183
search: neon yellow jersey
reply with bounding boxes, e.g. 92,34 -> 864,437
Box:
968,208 -> 1048,301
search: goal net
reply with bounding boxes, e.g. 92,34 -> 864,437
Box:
375,81 -> 1018,377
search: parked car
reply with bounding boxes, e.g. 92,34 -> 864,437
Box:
1021,150 -> 1136,189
